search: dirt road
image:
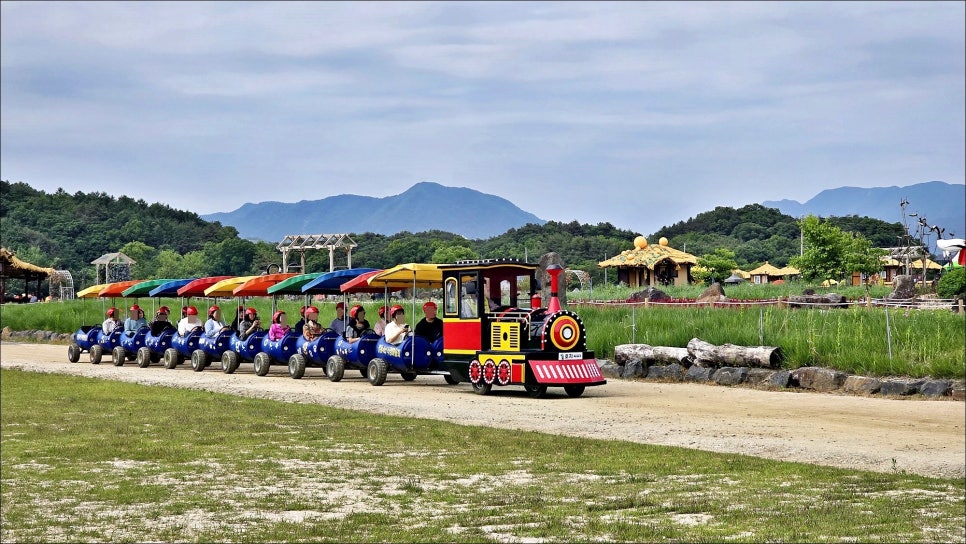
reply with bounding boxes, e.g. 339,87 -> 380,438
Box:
2,342 -> 963,479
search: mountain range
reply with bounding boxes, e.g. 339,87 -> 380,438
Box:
204,180 -> 964,243
763,181 -> 965,240
201,182 -> 545,241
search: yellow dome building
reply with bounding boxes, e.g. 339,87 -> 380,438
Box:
598,237 -> 698,288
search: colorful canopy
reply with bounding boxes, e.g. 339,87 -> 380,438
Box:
204,276 -> 258,297
122,278 -> 182,297
337,270 -> 387,294
366,263 -> 443,289
148,278 -> 195,297
177,276 -> 234,297
98,280 -> 143,298
76,283 -> 111,298
303,268 -> 381,294
266,272 -> 324,295
232,273 -> 298,297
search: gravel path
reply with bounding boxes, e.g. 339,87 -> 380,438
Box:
2,342 -> 963,479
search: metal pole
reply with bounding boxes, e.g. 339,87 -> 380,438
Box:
884,307 -> 893,361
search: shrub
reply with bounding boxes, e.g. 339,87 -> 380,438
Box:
936,267 -> 965,299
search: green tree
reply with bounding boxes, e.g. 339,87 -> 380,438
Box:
936,267 -> 965,299
696,248 -> 738,285
118,241 -> 158,278
790,215 -> 884,283
430,244 -> 478,264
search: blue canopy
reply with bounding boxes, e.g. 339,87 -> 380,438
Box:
148,278 -> 195,297
301,268 -> 380,294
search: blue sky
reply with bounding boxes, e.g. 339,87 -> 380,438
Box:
2,1 -> 963,237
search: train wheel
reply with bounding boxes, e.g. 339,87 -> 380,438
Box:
367,358 -> 388,386
288,354 -> 306,380
253,353 -> 271,376
472,380 -> 492,395
136,347 -> 152,368
524,384 -> 548,398
443,374 -> 460,385
359,368 -> 367,377
191,350 -> 207,372
326,356 -> 345,382
564,385 -> 586,398
221,351 -> 239,374
67,343 -> 81,363
90,345 -> 103,364
112,347 -> 126,366
400,372 -> 417,381
163,348 -> 180,369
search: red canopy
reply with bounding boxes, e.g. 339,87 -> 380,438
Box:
176,276 -> 234,297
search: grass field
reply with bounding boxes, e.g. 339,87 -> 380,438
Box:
1,369 -> 963,543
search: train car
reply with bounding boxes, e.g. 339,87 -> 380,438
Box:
435,259 -> 606,398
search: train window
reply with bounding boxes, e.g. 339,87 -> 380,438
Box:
460,274 -> 478,318
444,278 -> 458,316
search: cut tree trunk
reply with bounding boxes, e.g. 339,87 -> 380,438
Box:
787,294 -> 847,308
614,344 -> 693,366
686,338 -> 784,368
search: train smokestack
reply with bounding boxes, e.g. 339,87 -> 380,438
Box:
546,264 -> 562,314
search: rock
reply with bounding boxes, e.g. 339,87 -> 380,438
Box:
879,380 -> 925,396
712,367 -> 748,386
621,360 -> 645,379
598,360 -> 623,379
787,293 -> 847,308
646,363 -> 684,381
685,365 -> 712,382
628,287 -> 671,303
768,370 -> 791,388
802,288 -> 816,295
0,326 -> 11,340
790,367 -> 846,392
888,275 -> 917,299
952,388 -> 965,402
696,283 -> 727,304
919,380 -> 952,398
842,376 -> 882,395
744,368 -> 774,385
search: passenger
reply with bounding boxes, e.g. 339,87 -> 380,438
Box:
268,310 -> 291,341
384,305 -> 410,345
177,306 -> 203,336
344,305 -> 370,344
373,305 -> 388,336
414,301 -> 443,341
204,305 -> 230,338
237,307 -> 261,340
229,305 -> 245,332
302,306 -> 323,341
149,306 -> 176,335
329,301 -> 346,336
292,306 -> 307,340
124,304 -> 147,334
102,307 -> 122,335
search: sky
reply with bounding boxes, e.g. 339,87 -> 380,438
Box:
2,1 -> 964,237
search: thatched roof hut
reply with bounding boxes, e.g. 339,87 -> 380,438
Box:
1,247 -> 55,302
599,237 -> 698,288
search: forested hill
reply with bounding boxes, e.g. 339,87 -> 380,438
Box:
1,181 -> 239,274
651,204 -> 906,267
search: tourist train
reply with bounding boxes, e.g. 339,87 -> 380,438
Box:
68,259 -> 606,398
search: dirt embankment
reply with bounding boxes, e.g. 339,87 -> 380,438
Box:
1,342 -> 963,479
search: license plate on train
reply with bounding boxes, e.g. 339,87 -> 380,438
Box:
558,352 -> 582,360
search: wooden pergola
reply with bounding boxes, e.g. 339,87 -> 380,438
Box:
0,247 -> 55,302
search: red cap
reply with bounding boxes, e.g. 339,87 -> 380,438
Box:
300,305 -> 307,316
336,301 -> 345,310
129,304 -> 141,312
378,305 -> 388,317
186,306 -> 198,316
349,304 -> 364,320
390,304 -> 404,318
305,306 -> 319,316
245,307 -> 257,318
208,305 -> 220,318
273,310 -> 285,324
107,307 -> 118,317
423,301 -> 437,311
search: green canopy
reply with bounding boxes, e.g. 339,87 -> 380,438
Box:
267,272 -> 324,295
122,279 -> 181,297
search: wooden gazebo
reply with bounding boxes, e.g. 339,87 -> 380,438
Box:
0,247 -> 55,302
598,237 -> 697,288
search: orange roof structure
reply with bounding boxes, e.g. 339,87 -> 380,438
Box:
598,237 -> 697,270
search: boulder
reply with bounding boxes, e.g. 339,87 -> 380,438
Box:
628,287 -> 671,303
0,326 -> 11,340
744,368 -> 774,385
842,376 -> 882,395
621,360 -> 645,379
790,367 -> 846,392
787,293 -> 847,308
888,275 -> 917,300
712,367 -> 748,386
952,388 -> 965,402
919,380 -> 952,398
879,380 -> 925,396
768,370 -> 791,388
598,360 -> 623,379
684,365 -> 712,382
696,283 -> 727,304
646,363 -> 684,381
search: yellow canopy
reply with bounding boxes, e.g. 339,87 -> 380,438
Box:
367,263 -> 443,289
204,276 -> 258,297
76,283 -> 111,298
910,258 -> 942,270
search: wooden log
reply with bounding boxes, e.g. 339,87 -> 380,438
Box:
614,344 -> 693,366
786,293 -> 847,308
686,338 -> 784,368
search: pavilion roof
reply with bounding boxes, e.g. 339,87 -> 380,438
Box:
0,247 -> 55,279
598,240 -> 697,270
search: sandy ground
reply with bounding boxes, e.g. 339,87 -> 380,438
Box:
2,342 -> 963,479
